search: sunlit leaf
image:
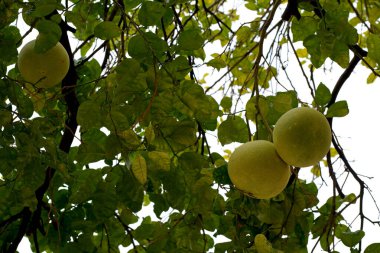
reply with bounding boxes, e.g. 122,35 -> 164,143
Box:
131,154 -> 148,185
367,34 -> 380,65
326,100 -> 349,117
315,83 -> 332,106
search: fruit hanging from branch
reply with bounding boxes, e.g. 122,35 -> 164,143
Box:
273,107 -> 332,167
228,140 -> 291,199
17,39 -> 70,88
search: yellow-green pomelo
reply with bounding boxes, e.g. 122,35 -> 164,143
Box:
18,40 -> 70,88
228,140 -> 290,199
273,107 -> 332,167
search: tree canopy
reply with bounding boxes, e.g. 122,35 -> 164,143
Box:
1,0 -> 380,252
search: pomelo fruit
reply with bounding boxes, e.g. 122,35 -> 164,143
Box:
273,107 -> 332,167
228,140 -> 290,199
18,40 -> 70,88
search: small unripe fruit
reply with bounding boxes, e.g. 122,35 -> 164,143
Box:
18,40 -> 70,88
273,107 -> 332,167
228,140 -> 290,199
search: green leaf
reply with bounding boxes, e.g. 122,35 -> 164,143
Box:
326,100 -> 349,117
291,16 -> 318,42
69,169 -> 102,204
0,26 -> 20,65
220,97 -> 232,112
147,151 -> 171,171
207,57 -> 227,70
217,116 -> 249,145
128,32 -> 167,61
367,34 -> 380,65
213,165 -> 232,185
31,0 -> 63,17
116,167 -> 144,212
76,129 -> 111,164
256,200 -> 284,224
131,154 -> 148,185
94,21 -> 120,40
8,84 -> 34,118
367,72 -> 378,84
304,35 -> 326,68
177,81 -> 220,130
178,29 -> 204,51
315,83 -> 332,106
335,225 -> 364,247
77,100 -> 103,131
365,243 -> 380,253
145,123 -> 155,144
35,20 -> 62,53
0,109 -> 12,126
92,182 -> 118,220
138,1 -> 166,27
0,1 -> 18,29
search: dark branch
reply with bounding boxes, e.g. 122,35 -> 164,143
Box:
328,45 -> 368,108
281,0 -> 301,21
4,12 -> 80,253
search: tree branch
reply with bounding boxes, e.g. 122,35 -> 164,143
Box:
4,12 -> 80,253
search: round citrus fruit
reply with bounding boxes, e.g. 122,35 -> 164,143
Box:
228,140 -> 290,199
18,40 -> 70,88
273,107 -> 332,167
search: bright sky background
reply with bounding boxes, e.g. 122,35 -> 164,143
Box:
14,0 -> 380,252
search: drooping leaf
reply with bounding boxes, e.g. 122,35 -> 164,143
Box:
131,154 -> 148,185
77,100 -> 103,131
178,29 -> 204,51
138,1 -> 166,27
128,32 -> 167,62
94,21 -> 120,40
35,20 -> 62,53
335,224 -> 365,248
217,116 -> 249,145
0,26 -> 20,64
69,169 -> 103,204
220,96 -> 232,112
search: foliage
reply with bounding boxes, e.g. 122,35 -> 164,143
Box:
1,0 -> 380,252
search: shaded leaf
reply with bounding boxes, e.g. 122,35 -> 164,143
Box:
217,116 -> 249,145
0,26 -> 20,64
94,21 -> 120,40
178,29 -> 204,51
35,20 -> 62,53
138,1 -> 166,27
128,32 -> 167,61
77,100 -> 103,131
